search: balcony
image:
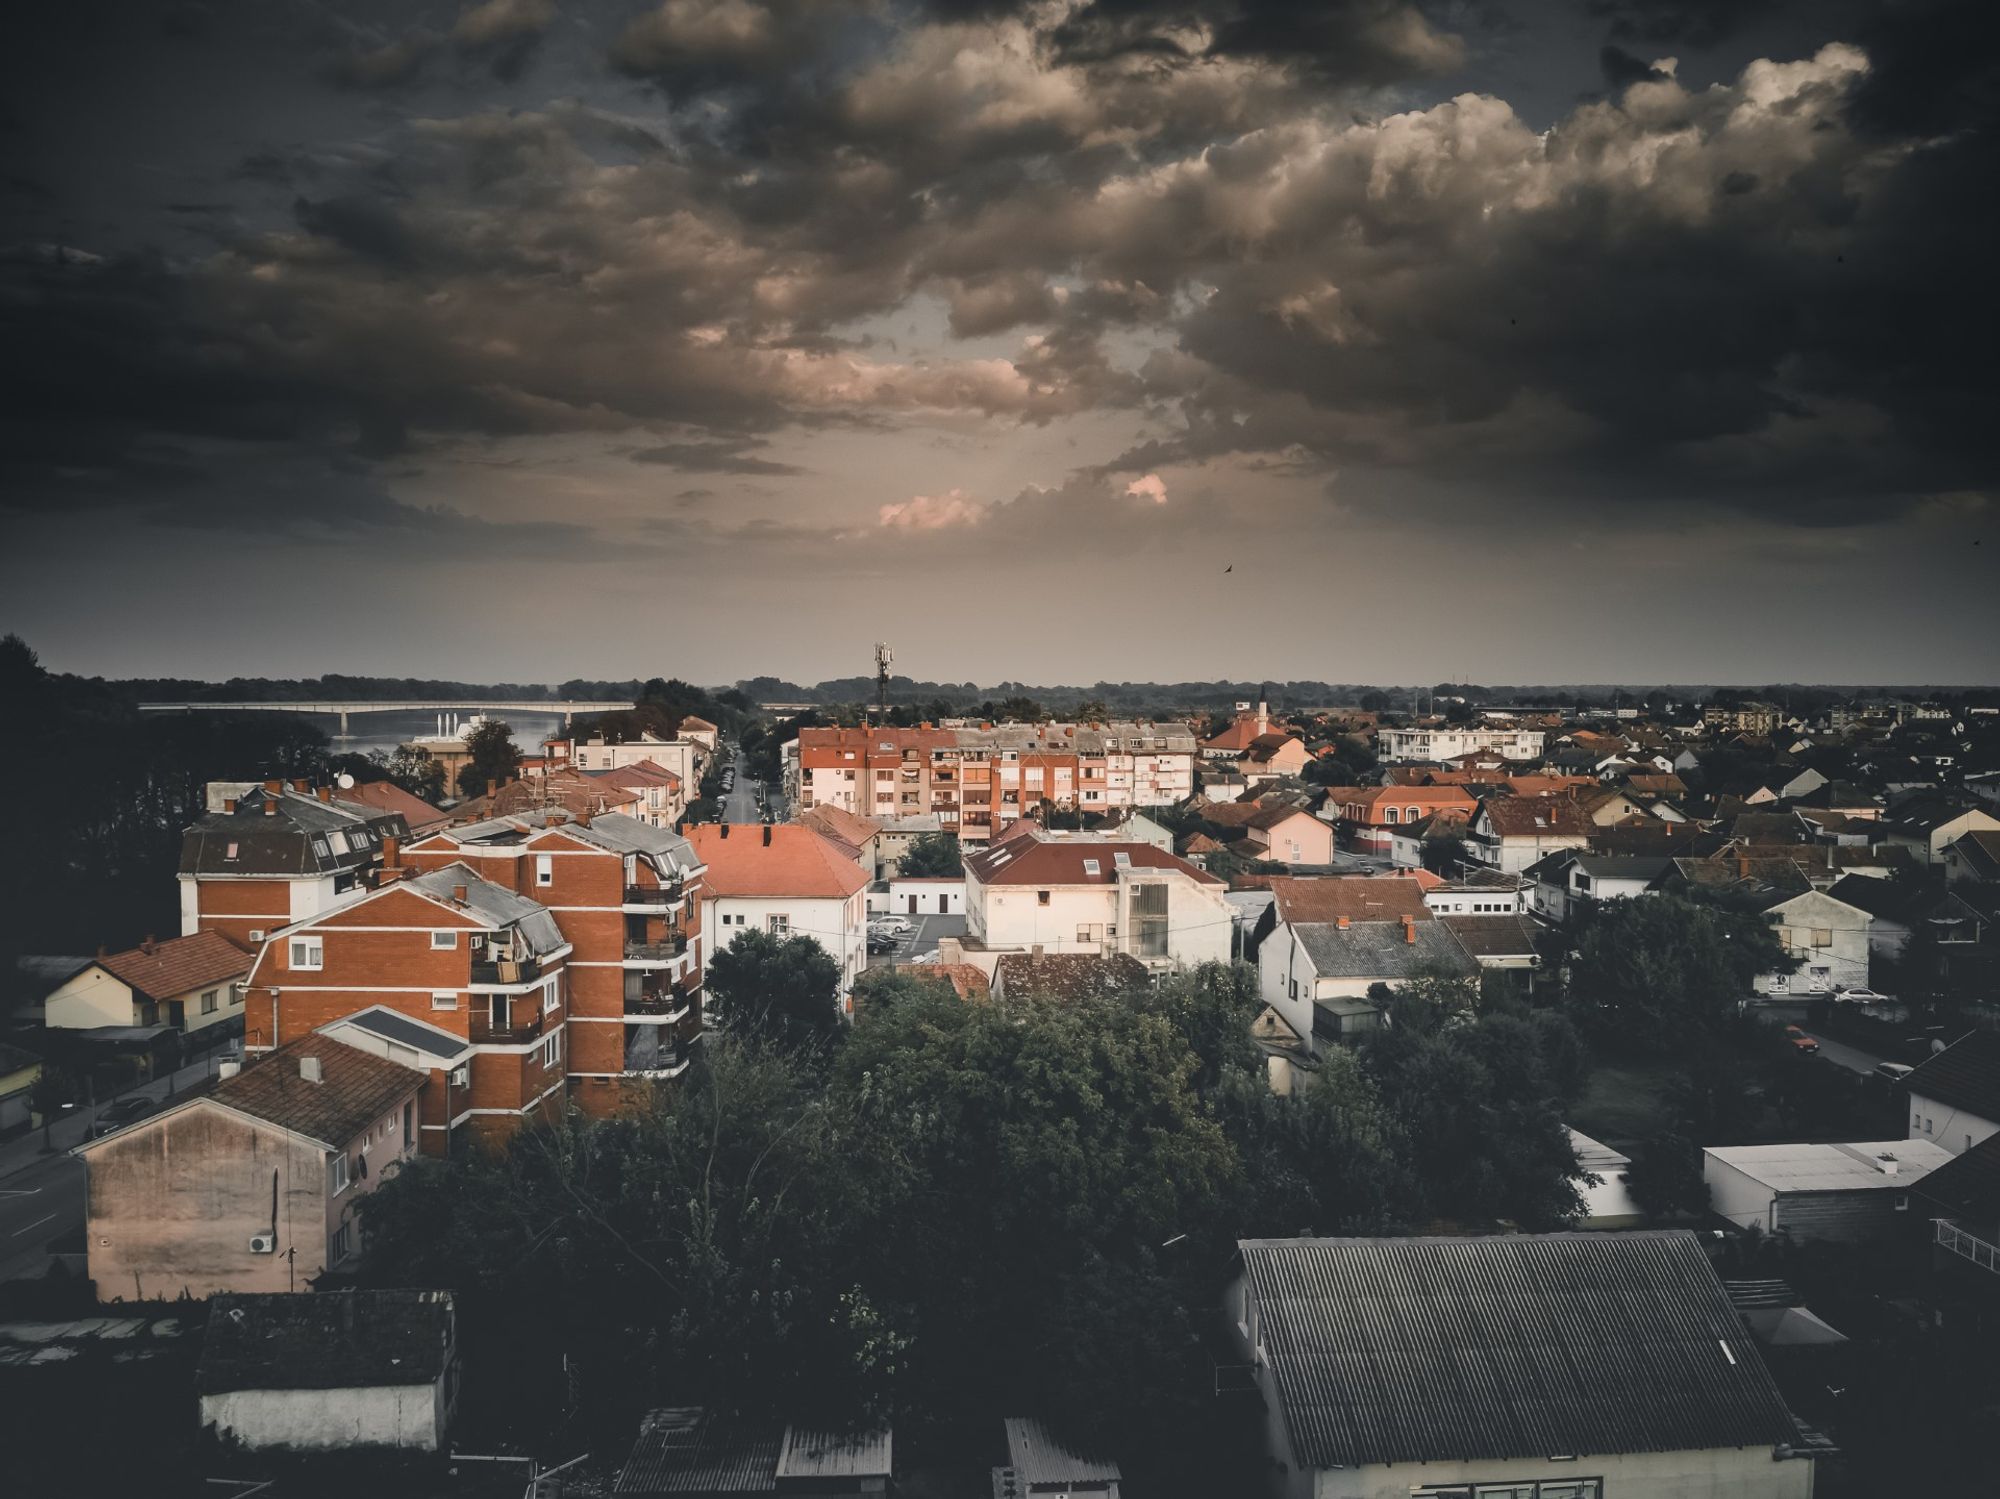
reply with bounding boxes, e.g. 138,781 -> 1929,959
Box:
470,1013 -> 545,1045
624,881 -> 685,909
1935,1218 -> 2000,1274
625,979 -> 696,1023
471,953 -> 545,987
624,935 -> 689,965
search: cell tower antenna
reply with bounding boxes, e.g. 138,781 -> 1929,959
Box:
874,642 -> 893,719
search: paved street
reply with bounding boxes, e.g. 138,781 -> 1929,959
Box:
1750,1001 -> 1891,1076
719,748 -> 773,824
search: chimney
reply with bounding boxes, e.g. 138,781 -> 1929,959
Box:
1403,914 -> 1416,944
763,824 -> 773,846
299,1055 -> 323,1084
1337,916 -> 1350,930
292,778 -> 310,793
223,798 -> 237,814
452,883 -> 468,905
141,934 -> 156,955
1878,1153 -> 1899,1177
381,835 -> 399,870
316,785 -> 332,802
264,796 -> 278,816
264,779 -> 282,795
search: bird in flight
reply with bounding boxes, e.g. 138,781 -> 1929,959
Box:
1224,564 -> 1233,573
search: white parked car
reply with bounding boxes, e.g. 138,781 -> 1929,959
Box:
870,917 -> 914,936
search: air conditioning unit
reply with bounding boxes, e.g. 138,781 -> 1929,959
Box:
450,1065 -> 470,1088
248,1233 -> 276,1255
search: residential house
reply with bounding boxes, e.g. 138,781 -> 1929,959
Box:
241,863 -> 574,1151
1568,1130 -> 1644,1228
403,811 -> 707,1105
331,777 -> 448,840
1751,888 -> 1874,995
1200,699 -> 1275,759
571,730 -> 701,790
1325,784 -> 1479,855
1912,1131 -> 2000,1287
1420,868 -> 1529,916
587,760 -> 686,828
77,1034 -> 424,1298
676,715 -> 721,754
197,1290 -> 457,1454
1199,800 -> 1336,865
1906,1030 -> 2000,1156
690,823 -> 871,1000
1825,874 -> 1983,959
1240,732 -> 1310,784
1564,854 -> 1674,914
1439,914 -> 1541,977
963,829 -> 1232,972
43,931 -> 249,1037
1468,796 -> 1593,874
618,1408 -> 893,1497
1228,1233 -> 1813,1499
798,804 -> 884,874
1704,1140 -> 1953,1242
451,769 -> 641,826
178,780 -> 408,951
990,951 -> 1150,1004
1882,801 -> 2000,866
1942,829 -> 2000,886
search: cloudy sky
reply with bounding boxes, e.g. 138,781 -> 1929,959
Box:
3,0 -> 1996,686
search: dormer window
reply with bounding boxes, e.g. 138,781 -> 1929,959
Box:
224,842 -> 239,861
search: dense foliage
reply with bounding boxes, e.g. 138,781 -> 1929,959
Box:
894,831 -> 963,877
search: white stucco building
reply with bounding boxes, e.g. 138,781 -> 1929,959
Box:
688,823 -> 870,999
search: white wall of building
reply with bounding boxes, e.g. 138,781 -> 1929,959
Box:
969,874 -> 1230,969
704,892 -> 867,994
200,1381 -> 446,1453
1908,1090 -> 2000,1156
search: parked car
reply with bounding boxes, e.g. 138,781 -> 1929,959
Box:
870,917 -> 914,936
1784,1025 -> 1820,1054
866,931 -> 900,954
1873,1062 -> 1915,1083
89,1096 -> 158,1139
1834,987 -> 1892,1004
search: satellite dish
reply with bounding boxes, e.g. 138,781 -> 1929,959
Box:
336,773 -> 356,789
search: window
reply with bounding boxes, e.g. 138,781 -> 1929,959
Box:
403,1101 -> 414,1149
224,841 -> 239,861
201,989 -> 218,1015
541,1029 -> 563,1068
431,992 -> 459,1010
767,914 -> 790,935
1132,882 -> 1170,959
230,987 -> 243,1006
1082,859 -> 1101,876
328,832 -> 349,855
535,855 -> 554,887
289,938 -> 323,971
1037,890 -> 1051,906
1812,928 -> 1833,947
329,1223 -> 353,1264
328,1154 -> 349,1195
542,978 -> 560,1015
431,930 -> 457,949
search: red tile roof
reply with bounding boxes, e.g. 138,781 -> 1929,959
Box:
95,930 -> 250,1001
688,824 -> 871,900
332,779 -> 447,834
966,835 -> 1220,887
210,1034 -> 423,1149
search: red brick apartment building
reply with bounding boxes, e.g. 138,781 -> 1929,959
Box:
179,780 -> 409,950
242,863 -> 573,1152
401,810 -> 706,1114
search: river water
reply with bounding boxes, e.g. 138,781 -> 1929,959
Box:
298,709 -> 574,760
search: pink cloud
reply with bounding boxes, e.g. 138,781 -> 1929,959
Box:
877,488 -> 990,530
1124,473 -> 1168,504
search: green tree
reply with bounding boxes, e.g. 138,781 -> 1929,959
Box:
1623,1132 -> 1711,1220
895,831 -> 963,877
1567,893 -> 1790,1055
706,928 -> 844,1056
381,744 -> 447,803
455,718 -> 521,797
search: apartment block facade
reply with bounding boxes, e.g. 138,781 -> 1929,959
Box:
785,722 -> 1197,842
402,811 -> 706,1110
1374,724 -> 1547,764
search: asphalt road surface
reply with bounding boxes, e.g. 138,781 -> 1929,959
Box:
720,749 -> 764,824
0,1155 -> 85,1285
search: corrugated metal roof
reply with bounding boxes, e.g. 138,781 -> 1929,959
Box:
1239,1232 -> 1800,1469
774,1425 -> 892,1480
617,1408 -> 779,1494
1003,1417 -> 1121,1486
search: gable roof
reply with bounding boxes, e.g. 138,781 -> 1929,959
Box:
1238,1232 -> 1799,1469
1906,1030 -> 2000,1123
93,930 -> 250,1001
1479,797 -> 1594,838
1439,914 -> 1540,958
1912,1129 -> 2000,1226
198,1290 -> 453,1394
689,824 -> 870,900
332,778 -> 447,833
797,804 -> 883,849
1293,919 -> 1475,980
206,1034 -> 424,1149
965,834 -> 1218,887
1269,876 -> 1429,926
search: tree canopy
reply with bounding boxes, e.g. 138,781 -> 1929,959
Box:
895,831 -> 963,877
705,929 -> 844,1056
456,718 -> 521,797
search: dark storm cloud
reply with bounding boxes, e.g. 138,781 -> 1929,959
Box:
1585,0 -> 1783,50
629,439 -> 807,474
1598,44 -> 1669,88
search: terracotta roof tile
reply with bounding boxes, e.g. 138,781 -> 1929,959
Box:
1269,876 -> 1431,926
95,930 -> 250,1001
210,1034 -> 423,1149
689,824 -> 871,899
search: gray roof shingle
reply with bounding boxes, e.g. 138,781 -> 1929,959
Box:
1239,1232 -> 1799,1468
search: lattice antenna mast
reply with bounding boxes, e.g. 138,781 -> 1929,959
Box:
874,642 -> 893,719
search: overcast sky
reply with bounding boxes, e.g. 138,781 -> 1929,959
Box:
3,0 -> 1996,687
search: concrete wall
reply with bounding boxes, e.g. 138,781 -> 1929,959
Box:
1312,1447 -> 1812,1498
887,879 -> 963,915
1705,1154 -> 1779,1232
201,1379 -> 445,1453
1909,1091 -> 2000,1156
706,893 -> 865,994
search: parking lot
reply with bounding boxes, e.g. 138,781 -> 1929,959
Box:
866,913 -> 969,968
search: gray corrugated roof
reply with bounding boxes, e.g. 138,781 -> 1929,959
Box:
1293,920 -> 1477,980
617,1408 -> 779,1494
1004,1417 -> 1122,1486
1239,1232 -> 1800,1469
774,1425 -> 892,1480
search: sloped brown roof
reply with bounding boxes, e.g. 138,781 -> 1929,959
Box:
1269,875 -> 1430,926
1479,797 -> 1593,838
798,804 -> 883,848
994,951 -> 1150,1002
210,1035 -> 423,1149
95,930 -> 250,1001
965,835 -> 1220,887
333,779 -> 448,834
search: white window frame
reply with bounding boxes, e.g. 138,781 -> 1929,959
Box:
430,930 -> 457,950
767,914 -> 790,935
431,992 -> 459,1011
541,1029 -> 563,1068
329,1154 -> 350,1195
290,938 -> 323,971
536,854 -> 554,887
541,978 -> 560,1015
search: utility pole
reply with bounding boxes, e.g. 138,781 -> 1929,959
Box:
874,642 -> 893,720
